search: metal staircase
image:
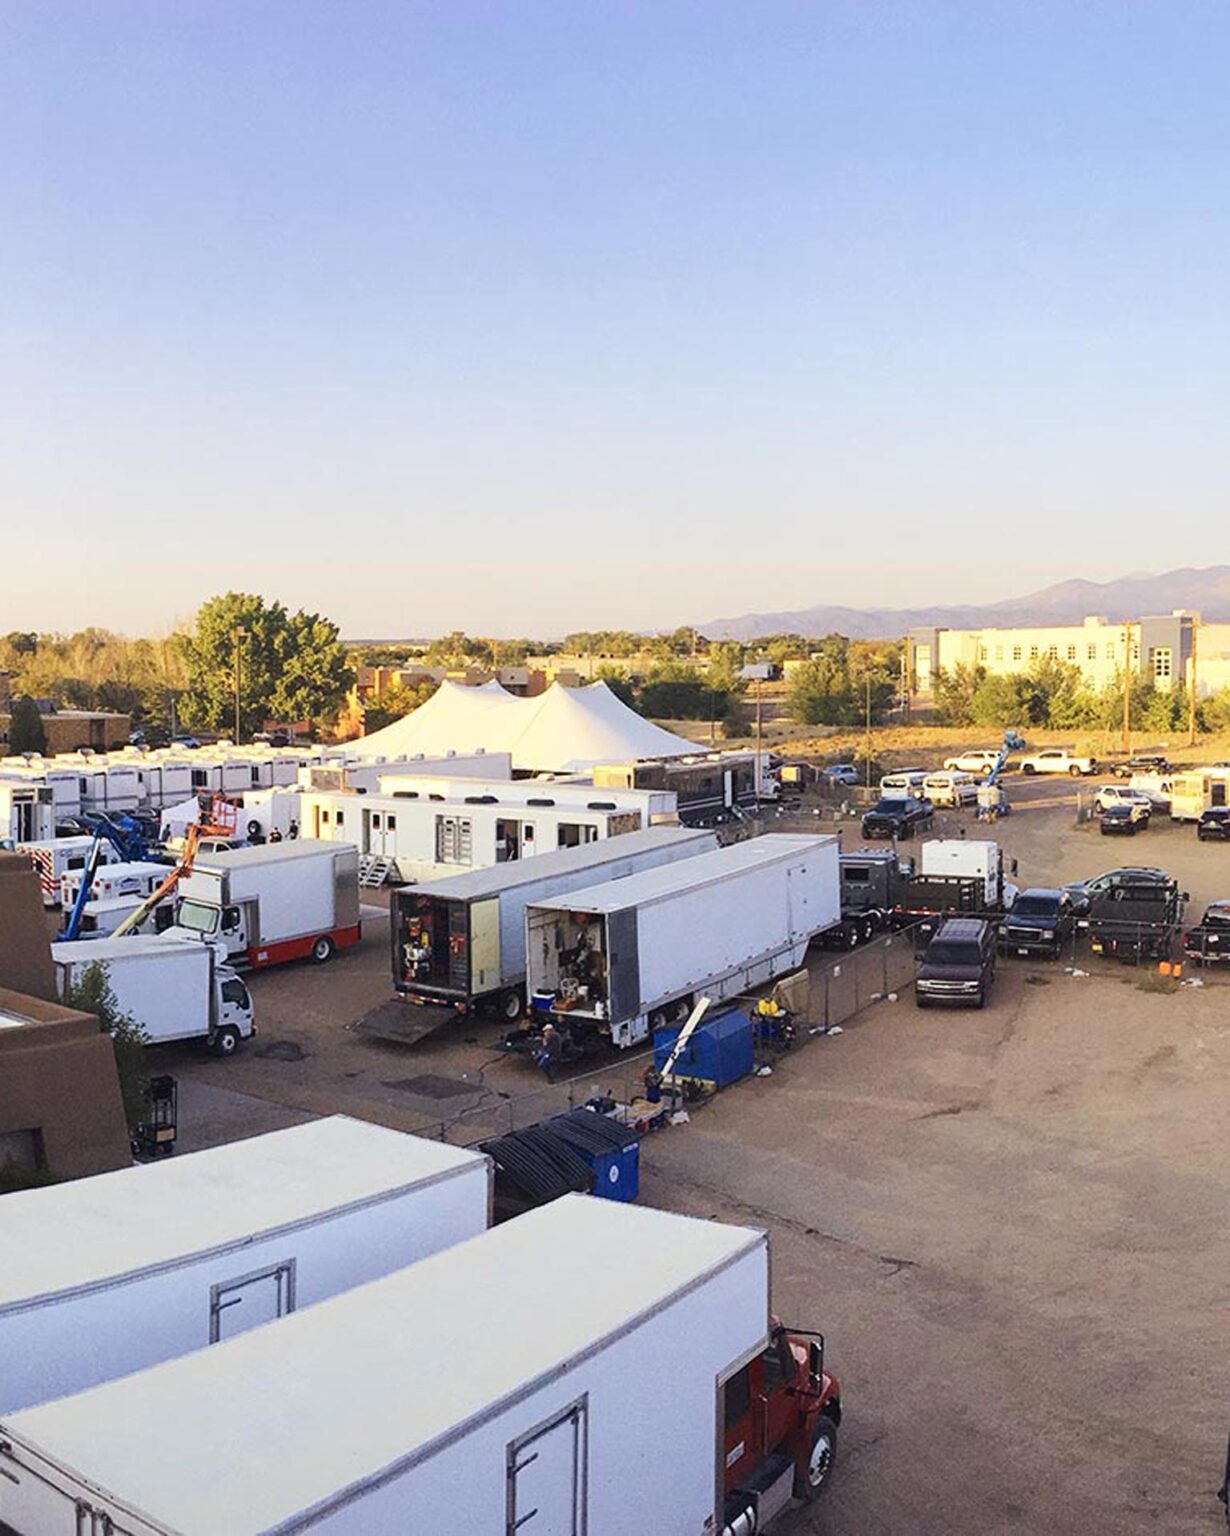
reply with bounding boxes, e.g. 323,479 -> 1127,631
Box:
358,854 -> 395,888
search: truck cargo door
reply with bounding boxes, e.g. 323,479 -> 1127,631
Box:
209,1258 -> 296,1343
506,1397 -> 587,1535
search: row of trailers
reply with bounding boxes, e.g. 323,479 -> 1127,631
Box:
0,1121 -> 841,1536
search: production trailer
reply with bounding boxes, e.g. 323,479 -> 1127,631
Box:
527,834 -> 841,1047
0,1196 -> 842,1536
392,824 -> 718,1023
52,932 -> 255,1056
0,1116 -> 491,1417
0,783 -> 54,845
17,835 -> 125,907
170,841 -> 361,968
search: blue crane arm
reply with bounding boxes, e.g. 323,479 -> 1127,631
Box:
58,815 -> 152,940
985,729 -> 1026,788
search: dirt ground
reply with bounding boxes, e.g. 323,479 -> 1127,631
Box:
147,779 -> 1230,1534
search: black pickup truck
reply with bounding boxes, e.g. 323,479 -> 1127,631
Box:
1086,879 -> 1186,961
998,888 -> 1077,959
860,797 -> 933,840
1182,902 -> 1230,965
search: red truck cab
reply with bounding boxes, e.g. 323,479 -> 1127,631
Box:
722,1321 -> 841,1534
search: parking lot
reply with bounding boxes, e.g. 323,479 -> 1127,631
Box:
155,774 -> 1230,1534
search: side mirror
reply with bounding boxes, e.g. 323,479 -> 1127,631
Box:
1010,858 -> 1019,876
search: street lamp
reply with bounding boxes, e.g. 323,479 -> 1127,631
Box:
233,626 -> 248,744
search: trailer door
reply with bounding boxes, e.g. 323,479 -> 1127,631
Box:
210,1258 -> 296,1343
506,1397 -> 587,1535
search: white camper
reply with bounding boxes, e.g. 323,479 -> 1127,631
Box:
0,1197 -> 770,1536
917,838 -> 1009,906
1169,768 -> 1230,822
0,1117 -> 490,1416
526,833 -> 842,1047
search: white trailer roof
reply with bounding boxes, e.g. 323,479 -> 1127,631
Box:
530,833 -> 835,916
0,1117 -> 484,1314
190,839 -> 342,873
3,1196 -> 764,1535
403,824 -> 709,903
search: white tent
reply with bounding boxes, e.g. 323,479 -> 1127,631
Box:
348,681 -> 701,774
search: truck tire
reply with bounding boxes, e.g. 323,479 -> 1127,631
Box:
974,988 -> 985,1009
795,1414 -> 839,1501
858,915 -> 875,944
1022,763 -> 1036,775
211,1025 -> 242,1057
311,935 -> 336,964
500,989 -> 523,1022
1069,765 -> 1082,777
844,921 -> 861,950
981,764 -> 993,776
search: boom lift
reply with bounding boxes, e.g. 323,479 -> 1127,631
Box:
976,729 -> 1026,821
59,815 -> 154,941
110,796 -> 241,939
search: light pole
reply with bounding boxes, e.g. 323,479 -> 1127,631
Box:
233,626 -> 248,744
864,672 -> 872,789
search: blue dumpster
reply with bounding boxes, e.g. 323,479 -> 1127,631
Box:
652,1005 -> 755,1092
544,1109 -> 640,1202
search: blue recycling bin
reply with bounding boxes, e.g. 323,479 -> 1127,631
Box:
652,1006 -> 755,1092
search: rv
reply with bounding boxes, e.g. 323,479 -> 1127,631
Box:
1169,768 -> 1230,822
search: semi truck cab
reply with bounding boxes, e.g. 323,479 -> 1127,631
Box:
723,1322 -> 841,1534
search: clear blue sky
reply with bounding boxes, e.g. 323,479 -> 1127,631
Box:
3,2 -> 1228,637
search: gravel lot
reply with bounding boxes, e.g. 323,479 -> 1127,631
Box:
154,776 -> 1230,1533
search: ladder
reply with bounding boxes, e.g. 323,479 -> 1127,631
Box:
358,854 -> 395,888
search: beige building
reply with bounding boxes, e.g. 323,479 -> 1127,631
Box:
905,612 -> 1227,707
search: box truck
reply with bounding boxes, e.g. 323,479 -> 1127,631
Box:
0,1116 -> 490,1416
392,824 -> 717,1023
51,932 -> 255,1056
0,1196 -> 842,1536
170,840 -> 361,968
527,834 -> 841,1047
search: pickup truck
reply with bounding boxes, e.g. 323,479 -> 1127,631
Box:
860,797 -> 933,840
1019,749 -> 1098,777
998,888 -> 1076,958
1086,879 -> 1185,961
1182,901 -> 1230,965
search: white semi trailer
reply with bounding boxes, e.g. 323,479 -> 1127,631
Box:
392,824 -> 718,1023
51,932 -> 255,1055
0,1197 -> 843,1536
0,1117 -> 490,1416
527,833 -> 841,1047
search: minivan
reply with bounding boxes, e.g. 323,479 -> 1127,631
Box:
879,769 -> 928,797
915,918 -> 996,1009
922,771 -> 978,809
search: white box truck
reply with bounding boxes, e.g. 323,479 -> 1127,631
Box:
51,932 -> 255,1056
917,838 -> 1012,907
0,1196 -> 843,1536
17,835 -> 124,907
526,833 -> 841,1047
170,840 -> 361,968
392,824 -> 718,1023
0,1116 -> 491,1416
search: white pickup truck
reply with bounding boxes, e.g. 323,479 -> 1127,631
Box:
1018,748 -> 1098,777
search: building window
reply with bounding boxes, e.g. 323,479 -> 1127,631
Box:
995,646 -> 1004,661
1106,645 -> 1116,660
1067,645 -> 1077,661
435,815 -> 472,865
1088,645 -> 1097,661
1047,645 -> 1058,659
1030,645 -> 1039,659
979,646 -> 988,662
1012,646 -> 1022,662
1152,647 -> 1172,681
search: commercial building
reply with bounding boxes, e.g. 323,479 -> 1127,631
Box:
904,612 -> 1230,707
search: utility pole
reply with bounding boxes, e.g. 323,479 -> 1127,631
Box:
754,676 -> 763,800
1121,625 -> 1131,756
233,626 -> 248,744
1189,616 -> 1199,746
865,672 -> 873,789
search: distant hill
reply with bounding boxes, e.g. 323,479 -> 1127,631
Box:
699,566 -> 1230,641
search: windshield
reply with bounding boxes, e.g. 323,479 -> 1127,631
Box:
924,941 -> 980,967
177,899 -> 220,935
220,977 -> 250,1007
1012,897 -> 1056,917
873,799 -> 908,813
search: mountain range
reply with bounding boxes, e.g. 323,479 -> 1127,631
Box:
698,567 -> 1230,641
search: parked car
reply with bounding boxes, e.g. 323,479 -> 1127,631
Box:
943,750 -> 1009,776
1019,749 -> 1098,777
1197,808 -> 1230,842
1064,867 -> 1171,918
915,918 -> 996,1008
861,797 -> 934,840
170,734 -> 201,750
1094,786 -> 1155,815
879,769 -> 929,797
922,771 -> 978,808
819,763 -> 859,786
998,888 -> 1076,958
1183,901 -> 1230,965
1099,802 -> 1151,835
1110,754 -> 1171,779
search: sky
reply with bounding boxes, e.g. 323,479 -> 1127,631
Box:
2,1 -> 1229,638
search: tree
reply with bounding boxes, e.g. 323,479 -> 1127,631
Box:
8,695 -> 46,753
61,961 -> 148,1133
179,594 -> 353,737
970,673 -> 1033,727
3,631 -> 37,655
933,664 -> 983,726
640,662 -> 737,721
594,665 -> 637,709
361,680 -> 438,733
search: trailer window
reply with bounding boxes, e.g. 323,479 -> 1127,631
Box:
557,823 -> 598,849
435,815 -> 472,865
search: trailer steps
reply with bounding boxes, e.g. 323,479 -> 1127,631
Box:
358,855 -> 396,888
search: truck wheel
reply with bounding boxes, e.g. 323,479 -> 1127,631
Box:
858,915 -> 875,944
981,764 -> 993,776
795,1414 -> 839,1501
974,989 -> 985,1009
844,921 -> 861,949
500,989 -> 523,1022
311,935 -> 335,963
212,1025 -> 241,1057
1022,764 -> 1036,775
916,994 -> 929,1010
1069,765 -> 1082,777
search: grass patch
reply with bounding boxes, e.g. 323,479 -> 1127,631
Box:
1024,974 -> 1052,986
1135,973 -> 1179,995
